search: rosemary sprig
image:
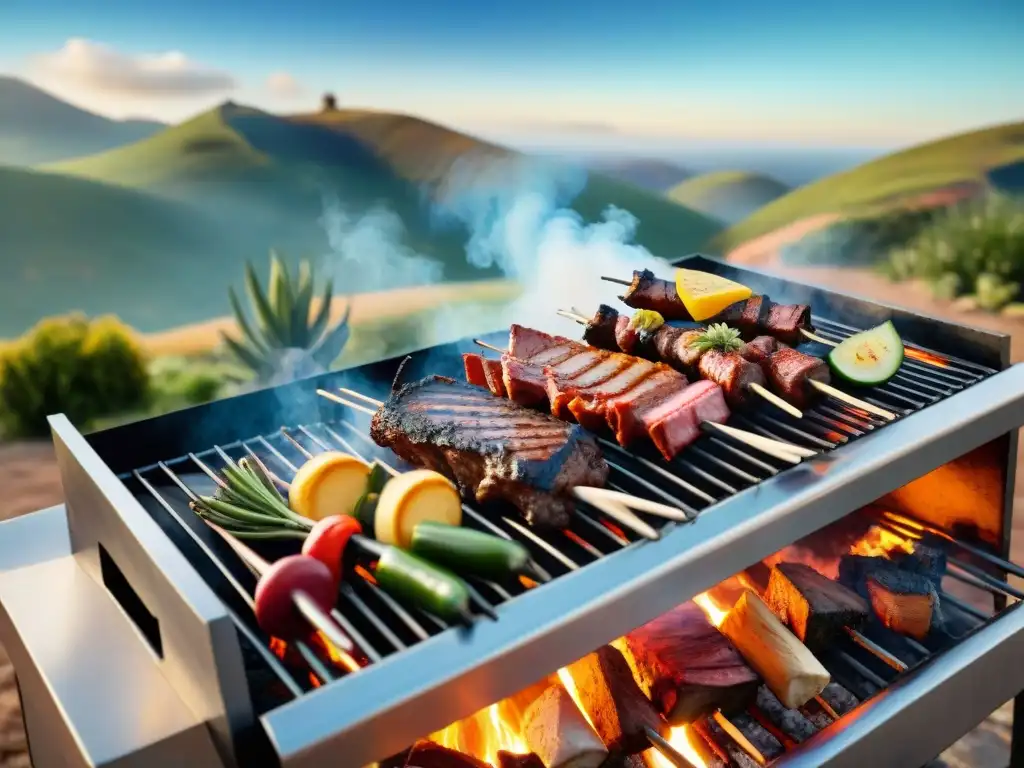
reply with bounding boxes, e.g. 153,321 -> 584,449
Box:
689,323 -> 744,353
189,457 -> 313,540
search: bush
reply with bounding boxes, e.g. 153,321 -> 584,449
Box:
882,195 -> 1024,311
0,314 -> 149,438
148,356 -> 250,410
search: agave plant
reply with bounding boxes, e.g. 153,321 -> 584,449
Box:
221,252 -> 351,382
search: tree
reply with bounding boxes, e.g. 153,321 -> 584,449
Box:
321,92 -> 337,111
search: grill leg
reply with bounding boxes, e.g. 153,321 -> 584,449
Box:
1011,691 -> 1024,768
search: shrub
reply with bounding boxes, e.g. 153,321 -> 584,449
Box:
0,314 -> 149,438
222,251 -> 351,382
883,195 -> 1024,311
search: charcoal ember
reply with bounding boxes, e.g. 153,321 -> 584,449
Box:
838,555 -> 941,640
698,718 -> 759,768
819,682 -> 859,716
765,562 -> 869,652
404,740 -> 490,768
803,709 -> 833,731
565,645 -> 667,755
731,713 -> 784,761
755,685 -> 817,743
892,543 -> 947,584
497,752 -> 544,768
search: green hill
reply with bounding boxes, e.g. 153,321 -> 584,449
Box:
0,76 -> 164,166
0,166 -> 231,334
718,120 -> 1024,251
50,102 -> 722,279
5,101 -> 721,336
585,157 -> 692,192
668,171 -> 790,225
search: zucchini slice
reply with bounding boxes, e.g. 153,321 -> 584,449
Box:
826,320 -> 904,386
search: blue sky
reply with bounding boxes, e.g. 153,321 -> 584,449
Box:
1,0 -> 1022,148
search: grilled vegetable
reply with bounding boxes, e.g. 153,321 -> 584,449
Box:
289,451 -> 372,522
254,554 -> 336,639
674,269 -> 752,322
374,469 -> 462,548
301,515 -> 362,586
689,323 -> 744,353
826,320 -> 904,386
374,547 -> 472,623
351,462 -> 390,529
410,522 -> 533,580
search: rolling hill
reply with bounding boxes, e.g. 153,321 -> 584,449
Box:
4,93 -> 721,336
584,157 -> 692,192
0,76 -> 164,165
0,166 -> 232,334
718,120 -> 1024,253
668,171 -> 790,225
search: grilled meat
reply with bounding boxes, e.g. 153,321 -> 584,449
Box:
463,325 -> 731,460
767,346 -> 831,407
369,375 -> 608,528
584,306 -> 765,407
620,270 -> 813,343
698,350 -> 767,408
740,336 -> 779,369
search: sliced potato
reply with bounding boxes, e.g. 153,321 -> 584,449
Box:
374,470 -> 462,548
289,452 -> 371,521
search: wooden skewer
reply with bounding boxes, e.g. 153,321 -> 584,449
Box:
712,711 -> 767,766
748,382 -> 803,419
557,309 -> 805,420
318,388 -> 668,541
573,486 -> 688,521
601,276 -> 632,286
800,328 -> 838,347
702,423 -> 803,464
471,339 -> 813,461
807,380 -> 897,421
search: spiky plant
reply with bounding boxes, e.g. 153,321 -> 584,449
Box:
221,252 -> 351,381
689,323 -> 744,353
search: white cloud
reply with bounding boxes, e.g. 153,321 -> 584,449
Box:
31,38 -> 236,96
266,72 -> 304,98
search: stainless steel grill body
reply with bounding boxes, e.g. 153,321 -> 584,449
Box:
2,255 -> 1024,768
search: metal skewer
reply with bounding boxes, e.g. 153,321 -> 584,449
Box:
601,276 -> 632,286
315,388 -> 665,541
556,308 -> 805,420
470,338 -> 812,462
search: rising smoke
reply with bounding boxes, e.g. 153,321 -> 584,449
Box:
317,153 -> 674,354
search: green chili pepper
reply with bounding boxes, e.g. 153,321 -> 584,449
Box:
410,522 -> 532,581
374,546 -> 473,624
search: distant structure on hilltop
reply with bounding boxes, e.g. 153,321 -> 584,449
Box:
321,92 -> 337,112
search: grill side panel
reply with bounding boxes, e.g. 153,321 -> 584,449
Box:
50,415 -> 254,768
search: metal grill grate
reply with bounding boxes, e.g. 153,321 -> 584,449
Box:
120,311 -> 1000,748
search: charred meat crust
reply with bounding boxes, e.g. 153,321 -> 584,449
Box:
370,375 -> 608,528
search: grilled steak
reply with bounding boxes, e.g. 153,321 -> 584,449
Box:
370,375 -> 608,528
768,347 -> 831,406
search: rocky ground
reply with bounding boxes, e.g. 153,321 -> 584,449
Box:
0,269 -> 1021,766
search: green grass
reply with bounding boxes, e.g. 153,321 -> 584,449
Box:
668,171 -> 790,225
717,120 -> 1024,251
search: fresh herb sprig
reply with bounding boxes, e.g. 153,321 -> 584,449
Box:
689,323 -> 744,353
190,457 -> 313,540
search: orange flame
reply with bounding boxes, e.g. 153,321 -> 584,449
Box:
645,725 -> 711,768
849,526 -> 914,558
904,347 -> 950,368
430,702 -> 528,765
693,592 -> 729,628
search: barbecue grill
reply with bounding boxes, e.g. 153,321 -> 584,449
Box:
3,254 -> 1024,768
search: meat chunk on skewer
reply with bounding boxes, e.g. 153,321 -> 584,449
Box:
698,349 -> 767,408
620,269 -> 813,343
466,325 -> 732,460
565,645 -> 668,756
767,347 -> 831,408
370,375 -> 608,529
